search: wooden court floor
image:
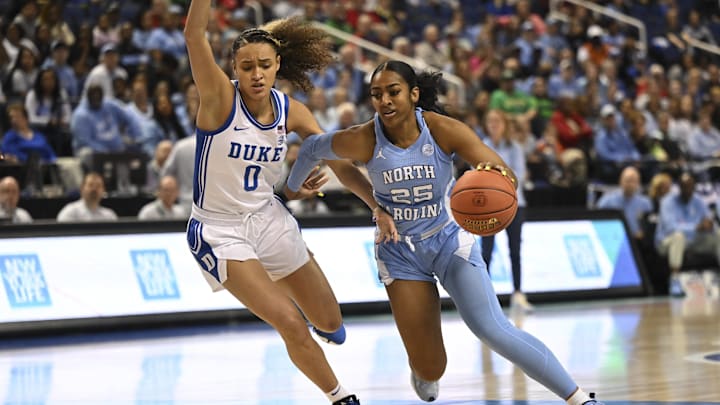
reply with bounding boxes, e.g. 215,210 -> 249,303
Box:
0,295 -> 718,405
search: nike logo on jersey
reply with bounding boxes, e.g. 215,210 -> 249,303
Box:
375,148 -> 386,159
234,125 -> 249,131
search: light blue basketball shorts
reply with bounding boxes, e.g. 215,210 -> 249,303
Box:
375,222 -> 486,285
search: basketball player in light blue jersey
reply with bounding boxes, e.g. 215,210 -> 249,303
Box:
287,61 -> 605,405
183,2 -> 396,404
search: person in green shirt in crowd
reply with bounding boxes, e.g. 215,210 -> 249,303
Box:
490,69 -> 538,134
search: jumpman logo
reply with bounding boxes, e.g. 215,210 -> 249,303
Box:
375,148 -> 386,159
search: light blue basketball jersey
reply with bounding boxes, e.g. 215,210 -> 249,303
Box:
192,83 -> 289,217
366,108 -> 455,238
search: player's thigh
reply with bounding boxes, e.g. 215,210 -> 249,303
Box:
385,280 -> 446,369
275,255 -> 342,332
223,259 -> 308,338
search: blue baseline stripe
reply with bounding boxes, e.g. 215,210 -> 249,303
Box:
192,134 -> 205,206
192,133 -> 203,205
283,92 -> 289,130
199,135 -> 213,207
198,135 -> 209,206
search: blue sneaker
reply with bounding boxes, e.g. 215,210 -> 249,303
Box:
583,392 -> 605,404
411,371 -> 439,402
669,277 -> 685,297
332,394 -> 360,405
312,324 -> 346,345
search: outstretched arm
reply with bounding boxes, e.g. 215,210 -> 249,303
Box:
287,102 -> 396,241
285,121 -> 374,194
285,99 -> 375,197
184,0 -> 235,130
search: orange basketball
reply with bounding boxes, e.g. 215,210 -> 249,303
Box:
450,168 -> 518,236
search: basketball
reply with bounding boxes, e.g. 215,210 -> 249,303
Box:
450,167 -> 518,236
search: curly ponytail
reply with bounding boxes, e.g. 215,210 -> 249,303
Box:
232,17 -> 334,92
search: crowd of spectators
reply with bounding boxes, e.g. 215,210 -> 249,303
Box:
1,0 -> 719,227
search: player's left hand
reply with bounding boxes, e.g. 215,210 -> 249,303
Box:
475,161 -> 517,188
284,166 -> 329,200
373,206 -> 398,244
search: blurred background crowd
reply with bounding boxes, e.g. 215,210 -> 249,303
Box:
1,0 -> 720,294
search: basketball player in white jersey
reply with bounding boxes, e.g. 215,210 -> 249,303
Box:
287,61 -> 605,405
183,2 -> 396,404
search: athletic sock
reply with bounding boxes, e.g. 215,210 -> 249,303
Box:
566,388 -> 592,405
326,384 -> 350,403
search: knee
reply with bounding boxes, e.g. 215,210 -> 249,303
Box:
272,312 -> 313,346
312,313 -> 343,334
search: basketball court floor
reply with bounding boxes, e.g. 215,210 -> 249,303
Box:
0,294 -> 718,405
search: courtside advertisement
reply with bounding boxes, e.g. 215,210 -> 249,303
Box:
0,218 -> 643,325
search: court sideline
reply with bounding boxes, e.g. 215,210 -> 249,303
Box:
0,296 -> 718,404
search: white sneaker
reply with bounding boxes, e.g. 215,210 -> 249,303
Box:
410,371 -> 438,402
701,270 -> 719,298
511,291 -> 534,313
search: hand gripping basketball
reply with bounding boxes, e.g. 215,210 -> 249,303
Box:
449,163 -> 518,236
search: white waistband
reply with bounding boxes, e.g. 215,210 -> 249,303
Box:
191,200 -> 271,226
398,219 -> 451,242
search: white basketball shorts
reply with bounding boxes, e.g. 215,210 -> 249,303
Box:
186,199 -> 310,291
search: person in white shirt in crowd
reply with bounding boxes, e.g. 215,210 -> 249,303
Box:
326,102 -> 358,133
56,172 -> 118,222
138,175 -> 186,220
145,139 -> 174,194
24,67 -> 73,154
668,94 -> 695,154
92,7 -> 121,49
83,44 -> 128,101
414,24 -> 446,69
687,110 -> 720,161
160,135 -> 195,214
307,87 -> 335,132
2,22 -> 24,68
175,81 -> 199,137
0,176 -> 33,224
125,77 -> 153,123
4,45 -> 39,101
40,2 -> 75,48
12,1 -> 39,42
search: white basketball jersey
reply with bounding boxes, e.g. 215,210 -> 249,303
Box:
193,83 -> 289,216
